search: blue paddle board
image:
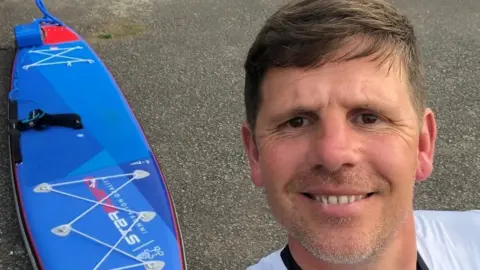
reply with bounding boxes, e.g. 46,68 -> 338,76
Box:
7,1 -> 187,269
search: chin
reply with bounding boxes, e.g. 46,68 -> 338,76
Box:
294,227 -> 384,265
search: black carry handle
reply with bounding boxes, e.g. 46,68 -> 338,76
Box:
16,109 -> 83,131
8,107 -> 83,164
38,112 -> 83,130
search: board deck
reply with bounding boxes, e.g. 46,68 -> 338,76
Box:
8,2 -> 186,270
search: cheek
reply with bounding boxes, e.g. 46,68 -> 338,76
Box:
364,134 -> 418,187
259,137 -> 308,188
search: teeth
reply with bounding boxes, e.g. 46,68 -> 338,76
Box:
312,194 -> 370,205
338,196 -> 349,204
321,196 -> 328,204
356,194 -> 367,201
328,196 -> 338,204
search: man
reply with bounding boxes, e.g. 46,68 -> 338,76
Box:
240,0 -> 480,269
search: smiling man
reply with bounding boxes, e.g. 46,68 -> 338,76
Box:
241,0 -> 480,270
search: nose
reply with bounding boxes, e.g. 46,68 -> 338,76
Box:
309,114 -> 359,172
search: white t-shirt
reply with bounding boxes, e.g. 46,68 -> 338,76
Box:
247,210 -> 480,270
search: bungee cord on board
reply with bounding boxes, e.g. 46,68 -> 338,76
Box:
34,170 -> 164,270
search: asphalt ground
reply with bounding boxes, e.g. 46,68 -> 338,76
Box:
0,0 -> 479,269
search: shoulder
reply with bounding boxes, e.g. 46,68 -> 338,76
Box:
414,209 -> 480,270
414,209 -> 480,238
246,211 -> 480,270
246,249 -> 287,270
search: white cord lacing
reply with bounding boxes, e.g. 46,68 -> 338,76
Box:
34,170 -> 165,270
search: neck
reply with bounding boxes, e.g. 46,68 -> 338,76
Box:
288,213 -> 418,270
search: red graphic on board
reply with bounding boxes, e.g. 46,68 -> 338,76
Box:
83,177 -> 116,213
42,25 -> 80,45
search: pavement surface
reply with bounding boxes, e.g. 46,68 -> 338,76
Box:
0,0 -> 478,269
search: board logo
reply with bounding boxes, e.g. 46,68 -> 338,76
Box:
136,246 -> 164,260
107,211 -> 141,245
83,176 -> 142,245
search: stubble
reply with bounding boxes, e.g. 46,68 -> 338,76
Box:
263,166 -> 414,265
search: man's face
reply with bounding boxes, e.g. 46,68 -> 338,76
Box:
242,55 -> 436,264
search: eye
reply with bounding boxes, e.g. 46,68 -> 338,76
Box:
353,112 -> 381,125
287,117 -> 311,128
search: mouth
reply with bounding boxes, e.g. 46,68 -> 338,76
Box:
301,192 -> 376,205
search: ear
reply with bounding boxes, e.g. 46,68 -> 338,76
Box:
241,121 -> 264,187
415,108 -> 437,181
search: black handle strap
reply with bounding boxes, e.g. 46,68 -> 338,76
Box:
8,100 -> 22,164
16,109 -> 83,131
8,108 -> 83,164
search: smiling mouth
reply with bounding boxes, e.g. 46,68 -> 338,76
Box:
302,192 -> 376,205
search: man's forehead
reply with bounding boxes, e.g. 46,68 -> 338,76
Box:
260,61 -> 408,110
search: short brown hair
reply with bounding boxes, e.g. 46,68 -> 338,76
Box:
243,0 -> 425,132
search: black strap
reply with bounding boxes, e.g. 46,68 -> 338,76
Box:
15,109 -> 83,131
8,107 -> 83,164
280,245 -> 430,270
8,100 -> 22,164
